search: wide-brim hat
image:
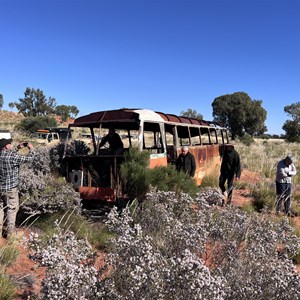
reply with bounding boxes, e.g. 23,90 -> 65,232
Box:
0,138 -> 13,149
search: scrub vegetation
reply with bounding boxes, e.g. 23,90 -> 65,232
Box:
1,135 -> 300,299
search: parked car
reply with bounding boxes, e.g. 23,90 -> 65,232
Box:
0,129 -> 12,140
32,129 -> 60,145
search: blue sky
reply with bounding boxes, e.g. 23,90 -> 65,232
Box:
1,0 -> 300,135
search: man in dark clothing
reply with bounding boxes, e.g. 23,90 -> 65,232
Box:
99,128 -> 124,154
176,146 -> 196,177
219,144 -> 241,205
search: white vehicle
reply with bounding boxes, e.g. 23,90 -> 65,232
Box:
0,129 -> 12,139
32,129 -> 60,145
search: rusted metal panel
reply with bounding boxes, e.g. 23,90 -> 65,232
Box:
177,145 -> 221,186
73,110 -> 140,127
149,155 -> 168,168
78,186 -> 116,202
155,111 -> 216,127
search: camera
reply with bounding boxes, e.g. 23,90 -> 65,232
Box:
23,142 -> 28,147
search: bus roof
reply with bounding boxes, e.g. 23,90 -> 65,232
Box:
70,108 -> 223,129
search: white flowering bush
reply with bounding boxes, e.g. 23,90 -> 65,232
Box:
205,207 -> 300,299
99,189 -> 300,299
18,146 -> 81,220
28,222 -> 99,300
28,189 -> 300,299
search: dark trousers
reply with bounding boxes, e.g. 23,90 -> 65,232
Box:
219,174 -> 234,204
275,181 -> 291,214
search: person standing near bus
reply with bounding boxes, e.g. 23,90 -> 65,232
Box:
176,146 -> 196,177
0,138 -> 34,238
275,154 -> 297,216
219,144 -> 241,205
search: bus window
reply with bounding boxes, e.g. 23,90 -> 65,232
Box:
165,131 -> 174,146
164,124 -> 176,163
143,122 -> 163,154
200,127 -> 211,144
121,129 -> 139,148
216,129 -> 224,144
190,127 -> 201,145
210,128 -> 218,144
222,129 -> 229,144
177,126 -> 190,146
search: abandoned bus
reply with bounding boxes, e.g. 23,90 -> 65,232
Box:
63,108 -> 230,205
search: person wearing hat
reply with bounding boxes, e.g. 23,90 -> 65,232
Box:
219,144 -> 241,206
0,138 -> 34,238
275,154 -> 297,216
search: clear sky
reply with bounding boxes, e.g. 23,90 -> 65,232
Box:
1,0 -> 300,135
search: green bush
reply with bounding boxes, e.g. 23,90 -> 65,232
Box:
238,133 -> 255,146
120,148 -> 198,201
15,116 -> 57,133
149,165 -> 198,198
120,148 -> 150,201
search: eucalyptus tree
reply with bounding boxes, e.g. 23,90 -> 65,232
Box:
283,102 -> 300,142
9,87 -> 56,117
212,92 -> 267,139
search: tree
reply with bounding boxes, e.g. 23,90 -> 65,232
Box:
244,100 -> 267,136
282,102 -> 300,142
15,116 -> 58,133
55,105 -> 79,122
180,108 -> 203,121
0,94 -> 3,109
9,87 -> 56,117
212,92 -> 267,140
8,102 -> 14,110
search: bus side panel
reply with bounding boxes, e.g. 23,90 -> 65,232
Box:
189,145 -> 221,186
149,154 -> 168,168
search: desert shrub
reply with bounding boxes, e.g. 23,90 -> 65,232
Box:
27,189 -> 300,299
200,172 -> 219,188
49,141 -> 90,176
0,243 -> 19,267
17,146 -> 81,223
19,176 -> 81,221
18,146 -> 52,194
291,196 -> 300,217
27,223 -> 99,300
95,190 -> 225,299
15,116 -> 57,133
99,189 -> 300,300
250,181 -> 276,212
120,148 -> 150,200
238,133 -> 255,146
208,208 -> 300,300
32,210 -> 113,250
0,273 -> 16,300
148,165 -> 198,198
120,148 -> 198,201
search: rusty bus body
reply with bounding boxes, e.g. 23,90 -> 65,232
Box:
63,108 -> 230,206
